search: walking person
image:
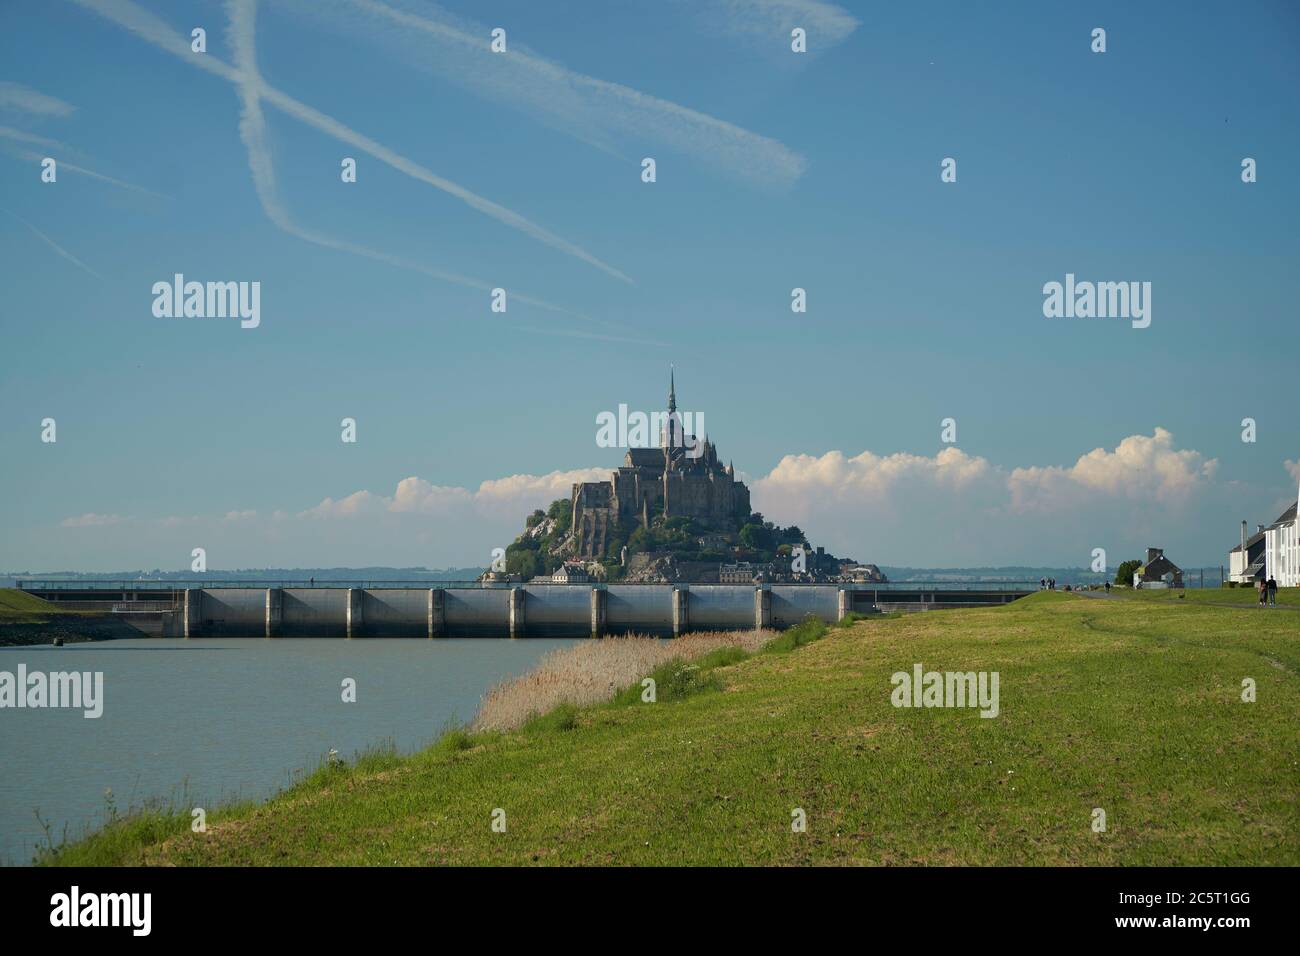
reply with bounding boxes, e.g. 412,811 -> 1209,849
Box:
1258,578 -> 1268,607
1267,575 -> 1278,607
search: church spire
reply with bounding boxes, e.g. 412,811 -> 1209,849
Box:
668,365 -> 677,414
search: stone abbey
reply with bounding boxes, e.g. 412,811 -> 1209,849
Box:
571,373 -> 751,558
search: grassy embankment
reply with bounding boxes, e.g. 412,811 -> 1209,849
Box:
0,588 -> 74,622
0,588 -> 135,647
44,592 -> 1299,866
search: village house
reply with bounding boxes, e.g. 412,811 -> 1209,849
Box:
719,562 -> 759,584
1226,479 -> 1299,587
1134,548 -> 1183,588
1263,498 -> 1299,588
550,561 -> 589,584
1228,522 -> 1267,584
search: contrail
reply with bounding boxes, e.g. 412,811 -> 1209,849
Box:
223,0 -> 597,322
706,0 -> 859,46
0,82 -> 77,117
516,325 -> 671,348
4,209 -> 101,279
0,138 -> 167,198
56,158 -> 167,197
68,0 -> 631,283
0,126 -> 69,150
278,0 -> 807,188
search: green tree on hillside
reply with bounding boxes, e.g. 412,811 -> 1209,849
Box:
739,522 -> 774,551
546,498 -> 572,537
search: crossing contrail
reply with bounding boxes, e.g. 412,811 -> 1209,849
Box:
223,0 -> 607,323
275,0 -> 809,188
68,0 -> 632,283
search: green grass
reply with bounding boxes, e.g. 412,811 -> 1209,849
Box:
44,593 -> 1300,866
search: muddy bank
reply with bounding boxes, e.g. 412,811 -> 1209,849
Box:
0,616 -> 145,647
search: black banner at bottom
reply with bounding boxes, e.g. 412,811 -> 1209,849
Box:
0,865 -> 1288,943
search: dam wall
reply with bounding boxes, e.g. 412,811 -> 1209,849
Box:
180,584 -> 857,638
771,585 -> 842,628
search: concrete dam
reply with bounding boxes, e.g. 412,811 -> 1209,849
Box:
182,585 -> 848,638
17,582 -> 1035,638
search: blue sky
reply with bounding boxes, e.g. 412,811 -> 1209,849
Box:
1,0 -> 1297,571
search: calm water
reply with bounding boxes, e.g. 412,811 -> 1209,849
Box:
0,637 -> 576,865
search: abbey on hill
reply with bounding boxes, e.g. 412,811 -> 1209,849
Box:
572,370 -> 749,558
496,374 -> 870,584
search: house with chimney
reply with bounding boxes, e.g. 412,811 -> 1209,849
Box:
1228,522 -> 1268,584
1227,478 -> 1299,587
1134,548 -> 1184,588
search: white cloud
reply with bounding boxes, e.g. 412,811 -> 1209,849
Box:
1285,459 -> 1300,484
159,515 -> 204,527
61,513 -> 126,527
751,446 -> 1007,559
472,469 -> 609,513
751,430 -> 1224,565
388,479 -> 471,514
1007,428 -> 1217,513
299,490 -> 387,519
759,446 -> 994,499
300,468 -> 607,519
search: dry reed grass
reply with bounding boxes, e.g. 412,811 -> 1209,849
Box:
472,629 -> 775,732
